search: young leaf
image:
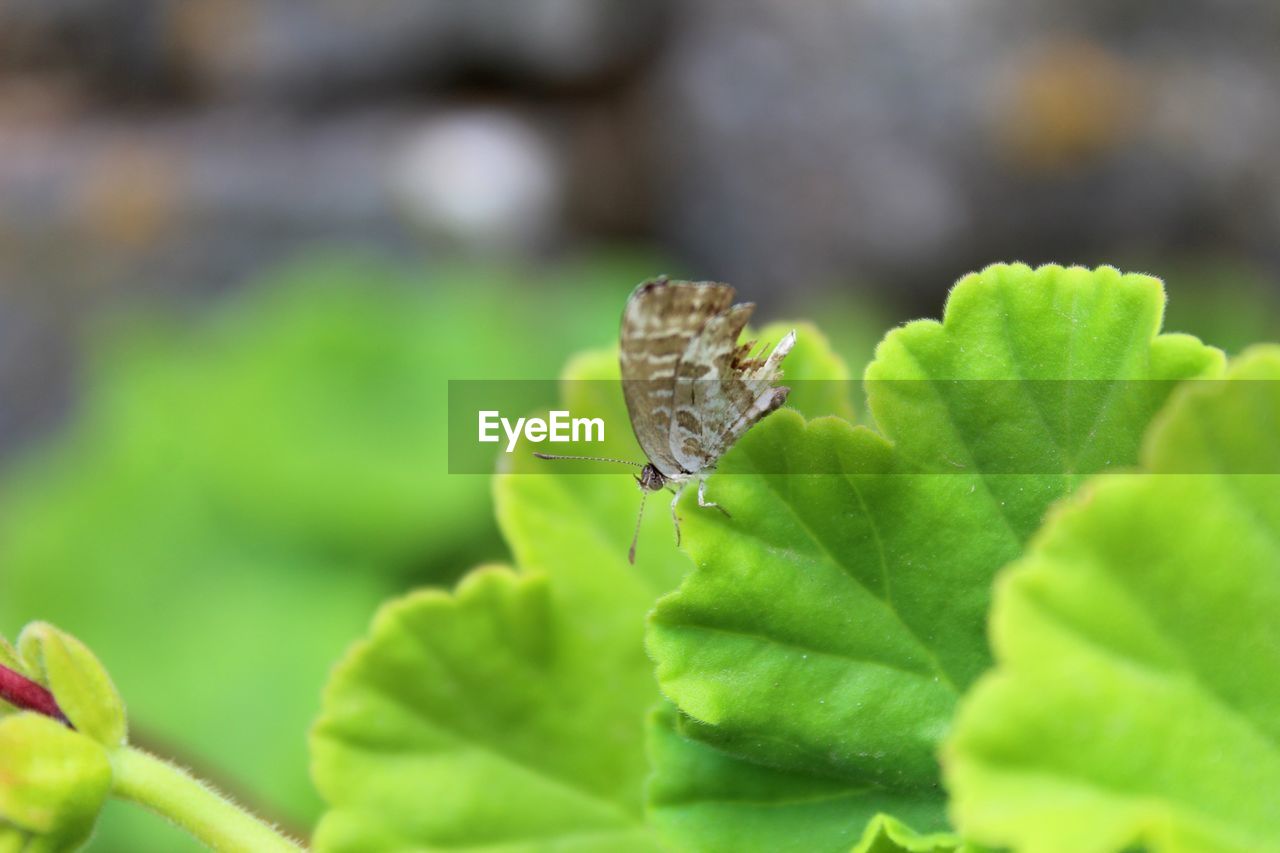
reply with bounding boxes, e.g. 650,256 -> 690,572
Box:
17,623 -> 126,750
945,346 -> 1280,852
647,264 -> 1224,847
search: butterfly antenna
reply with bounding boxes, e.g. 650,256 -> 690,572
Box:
533,452 -> 645,467
628,489 -> 648,565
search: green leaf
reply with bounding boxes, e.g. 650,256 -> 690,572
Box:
313,319 -> 853,850
18,623 -> 126,750
646,264 -> 1224,848
852,814 -> 972,853
944,345 -> 1280,853
312,567 -> 658,851
0,713 -> 112,851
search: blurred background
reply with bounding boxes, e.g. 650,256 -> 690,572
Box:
1,2 -> 1279,849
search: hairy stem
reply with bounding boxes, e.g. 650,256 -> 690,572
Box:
111,746 -> 304,852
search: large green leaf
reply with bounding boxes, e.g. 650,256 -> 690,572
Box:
646,264 -> 1224,849
313,321 -> 851,850
944,346 -> 1280,852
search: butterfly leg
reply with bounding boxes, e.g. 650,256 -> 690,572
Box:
669,486 -> 684,546
697,478 -> 731,518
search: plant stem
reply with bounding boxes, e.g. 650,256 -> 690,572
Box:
110,746 -> 305,852
0,662 -> 69,724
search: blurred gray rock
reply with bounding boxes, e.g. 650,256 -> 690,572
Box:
4,0 -> 1280,458
0,104 -> 573,449
0,0 -> 668,100
647,0 -> 1280,293
0,0 -> 172,96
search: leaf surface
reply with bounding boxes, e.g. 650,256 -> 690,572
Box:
944,346 -> 1280,852
312,568 -> 658,851
650,703 -> 960,853
313,322 -> 851,850
646,264 -> 1224,848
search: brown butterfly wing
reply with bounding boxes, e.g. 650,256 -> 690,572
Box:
620,279 -> 736,478
669,307 -> 795,474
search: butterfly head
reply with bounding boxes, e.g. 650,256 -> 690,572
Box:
636,463 -> 667,492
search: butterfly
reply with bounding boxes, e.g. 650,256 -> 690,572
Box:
538,277 -> 795,562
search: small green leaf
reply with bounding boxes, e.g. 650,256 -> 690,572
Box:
312,567 -> 659,852
0,713 -> 112,851
647,264 -> 1224,847
852,814 -> 972,853
945,346 -> 1280,852
18,623 -> 126,750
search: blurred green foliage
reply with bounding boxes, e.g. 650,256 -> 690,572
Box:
0,249 -> 662,850
946,347 -> 1280,851
1139,256 -> 1280,357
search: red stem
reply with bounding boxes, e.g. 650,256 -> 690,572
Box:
0,662 -> 70,725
